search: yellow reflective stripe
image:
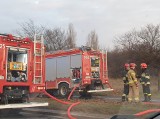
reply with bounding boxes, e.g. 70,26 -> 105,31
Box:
123,77 -> 126,80
128,98 -> 132,101
145,76 -> 150,79
141,82 -> 145,84
134,80 -> 137,82
122,94 -> 126,96
129,80 -> 134,83
135,97 -> 139,101
147,82 -> 150,84
148,94 -> 151,96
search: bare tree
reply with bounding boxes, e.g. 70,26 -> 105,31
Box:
16,20 -> 78,52
110,24 -> 160,78
44,28 -> 66,51
65,23 -> 76,49
15,19 -> 45,40
86,30 -> 99,50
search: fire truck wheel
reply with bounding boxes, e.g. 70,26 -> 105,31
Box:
58,83 -> 69,98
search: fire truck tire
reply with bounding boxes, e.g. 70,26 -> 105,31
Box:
58,83 -> 69,98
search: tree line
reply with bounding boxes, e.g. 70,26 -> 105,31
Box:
16,20 -> 99,52
108,24 -> 160,78
16,20 -> 160,78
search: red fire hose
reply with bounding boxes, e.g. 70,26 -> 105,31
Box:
134,109 -> 160,116
43,82 -> 113,119
67,101 -> 81,119
43,90 -> 72,105
43,84 -> 81,119
68,84 -> 80,101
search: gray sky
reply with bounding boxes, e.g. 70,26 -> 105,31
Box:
0,0 -> 160,49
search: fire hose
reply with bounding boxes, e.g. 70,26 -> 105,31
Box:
43,83 -> 81,119
43,83 -> 113,119
134,109 -> 160,117
134,102 -> 160,117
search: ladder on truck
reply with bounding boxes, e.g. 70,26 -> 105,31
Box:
33,34 -> 44,84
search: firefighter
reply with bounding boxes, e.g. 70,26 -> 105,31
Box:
140,63 -> 151,102
127,63 -> 140,103
122,63 -> 130,102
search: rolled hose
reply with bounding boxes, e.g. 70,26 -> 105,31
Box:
43,86 -> 81,119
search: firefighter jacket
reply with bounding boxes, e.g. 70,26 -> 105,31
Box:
140,70 -> 150,85
127,69 -> 138,86
122,70 -> 129,84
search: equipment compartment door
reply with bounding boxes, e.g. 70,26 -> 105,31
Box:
0,44 -> 6,81
6,47 -> 28,82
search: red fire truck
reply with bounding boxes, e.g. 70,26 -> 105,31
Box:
45,46 -> 113,98
0,34 -> 46,104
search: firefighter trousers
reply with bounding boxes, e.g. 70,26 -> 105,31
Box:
142,84 -> 151,101
122,84 -> 129,96
142,84 -> 151,95
128,84 -> 139,102
122,84 -> 129,101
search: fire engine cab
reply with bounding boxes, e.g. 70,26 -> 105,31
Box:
0,34 -> 45,104
45,46 -> 113,98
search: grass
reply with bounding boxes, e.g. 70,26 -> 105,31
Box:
33,78 -> 160,118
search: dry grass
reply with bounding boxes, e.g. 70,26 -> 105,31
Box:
33,78 -> 160,117
94,77 -> 160,99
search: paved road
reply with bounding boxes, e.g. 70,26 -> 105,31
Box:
1,96 -> 158,119
0,107 -> 110,119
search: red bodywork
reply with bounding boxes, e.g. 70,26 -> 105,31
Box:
45,48 -> 109,90
0,34 -> 45,95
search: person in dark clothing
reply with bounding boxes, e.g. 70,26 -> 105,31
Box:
140,63 -> 151,102
122,63 -> 130,102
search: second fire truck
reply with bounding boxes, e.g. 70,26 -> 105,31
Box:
45,46 -> 113,98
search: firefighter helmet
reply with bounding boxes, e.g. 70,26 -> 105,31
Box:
130,63 -> 136,68
141,63 -> 147,68
124,63 -> 129,68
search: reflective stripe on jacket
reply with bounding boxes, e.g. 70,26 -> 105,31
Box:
140,70 -> 150,84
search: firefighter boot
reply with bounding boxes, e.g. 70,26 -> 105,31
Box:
148,95 -> 151,102
126,96 -> 128,101
142,94 -> 148,102
122,95 -> 126,102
